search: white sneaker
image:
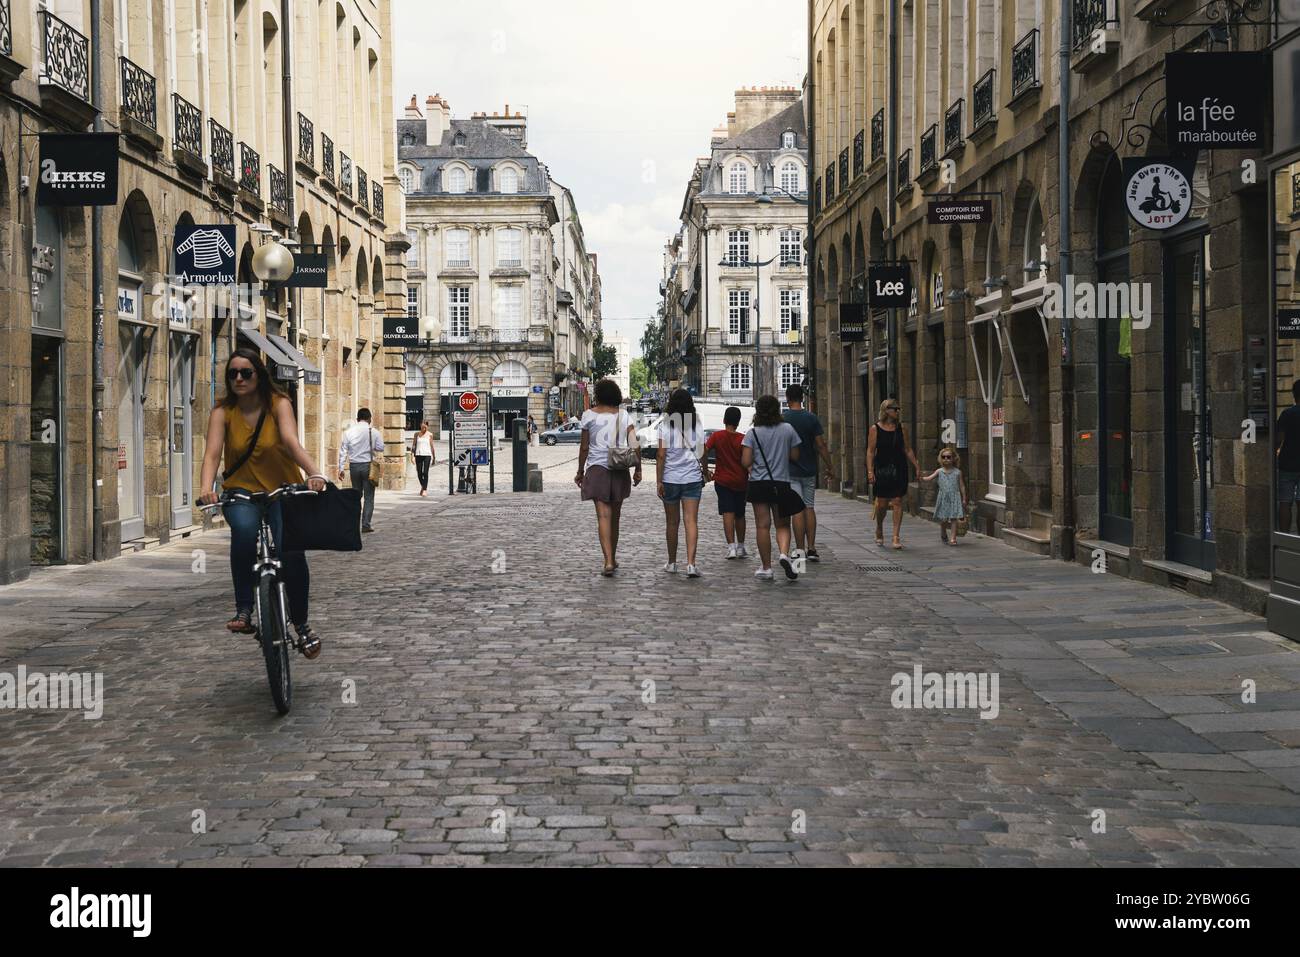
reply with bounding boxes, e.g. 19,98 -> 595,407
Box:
754,567 -> 774,580
663,562 -> 678,574
778,554 -> 798,580
736,543 -> 749,559
725,543 -> 738,560
686,564 -> 701,578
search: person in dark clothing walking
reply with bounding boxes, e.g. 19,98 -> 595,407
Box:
1276,381 -> 1300,532
867,398 -> 919,549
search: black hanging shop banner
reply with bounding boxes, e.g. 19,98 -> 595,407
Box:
383,316 -> 419,347
839,303 -> 867,342
37,133 -> 120,206
174,224 -> 237,285
1165,51 -> 1271,152
287,252 -> 329,288
867,263 -> 912,309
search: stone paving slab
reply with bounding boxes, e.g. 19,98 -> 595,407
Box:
0,477 -> 1298,866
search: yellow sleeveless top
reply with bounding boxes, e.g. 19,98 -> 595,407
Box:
221,396 -> 303,493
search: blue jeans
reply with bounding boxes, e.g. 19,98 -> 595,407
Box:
223,495 -> 310,626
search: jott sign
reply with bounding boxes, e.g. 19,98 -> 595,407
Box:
1122,158 -> 1192,230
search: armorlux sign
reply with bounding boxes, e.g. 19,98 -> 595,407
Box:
37,133 -> 120,206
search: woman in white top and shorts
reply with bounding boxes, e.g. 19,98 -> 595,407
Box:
656,388 -> 708,578
410,420 -> 435,496
576,378 -> 643,576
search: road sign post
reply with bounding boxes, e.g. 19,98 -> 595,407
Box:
450,390 -> 491,494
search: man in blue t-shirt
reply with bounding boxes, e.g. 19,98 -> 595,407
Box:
783,384 -> 834,561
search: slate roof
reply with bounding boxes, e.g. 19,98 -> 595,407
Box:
715,101 -> 807,152
397,118 -> 533,160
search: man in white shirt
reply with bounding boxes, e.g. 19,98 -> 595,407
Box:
338,408 -> 384,532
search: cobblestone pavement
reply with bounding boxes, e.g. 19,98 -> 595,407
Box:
2,467 -> 1300,867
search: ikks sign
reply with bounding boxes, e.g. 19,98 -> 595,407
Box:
174,224 -> 236,285
1166,51 -> 1270,152
37,133 -> 119,206
1122,158 -> 1192,230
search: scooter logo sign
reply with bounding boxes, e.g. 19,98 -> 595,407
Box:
1123,158 -> 1191,230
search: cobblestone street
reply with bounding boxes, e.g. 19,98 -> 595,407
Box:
2,465 -> 1300,867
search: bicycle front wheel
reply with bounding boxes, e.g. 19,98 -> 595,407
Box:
256,575 -> 293,715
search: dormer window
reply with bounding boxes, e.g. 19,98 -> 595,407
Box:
398,166 -> 415,193
453,131 -> 467,147
499,166 -> 518,194
782,130 -> 795,149
401,132 -> 415,147
446,166 -> 468,193
728,163 -> 750,195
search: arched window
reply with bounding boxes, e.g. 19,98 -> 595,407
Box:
498,228 -> 523,267
724,363 -> 752,392
726,229 -> 750,266
446,166 -> 467,193
1021,196 -> 1045,285
499,166 -> 518,193
728,163 -> 750,194
440,360 -> 476,388
398,167 -> 415,193
779,362 -> 803,388
491,360 -> 529,387
405,361 -> 426,395
780,161 -> 801,194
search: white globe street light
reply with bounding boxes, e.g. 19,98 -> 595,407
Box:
252,236 -> 295,283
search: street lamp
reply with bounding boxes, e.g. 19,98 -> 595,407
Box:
756,186 -> 810,206
719,253 -> 777,400
251,225 -> 296,284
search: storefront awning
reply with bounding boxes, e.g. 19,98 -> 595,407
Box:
237,327 -> 300,383
1007,281 -> 1050,347
268,334 -> 322,385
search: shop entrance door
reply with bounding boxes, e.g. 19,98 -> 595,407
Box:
169,332 -> 196,529
30,335 -> 65,564
116,324 -> 146,541
1166,233 -> 1215,570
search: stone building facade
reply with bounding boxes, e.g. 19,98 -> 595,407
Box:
809,0 -> 1279,615
0,0 -> 404,583
664,87 -> 809,404
397,97 -> 601,435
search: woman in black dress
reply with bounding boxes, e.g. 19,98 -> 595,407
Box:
867,398 -> 920,549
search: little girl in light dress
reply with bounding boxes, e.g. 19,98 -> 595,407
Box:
922,447 -> 968,545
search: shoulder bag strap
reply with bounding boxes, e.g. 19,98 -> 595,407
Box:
222,408 -> 268,481
751,427 -> 776,481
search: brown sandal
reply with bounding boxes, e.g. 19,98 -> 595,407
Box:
227,609 -> 256,634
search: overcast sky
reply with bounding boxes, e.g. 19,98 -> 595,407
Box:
392,0 -> 805,358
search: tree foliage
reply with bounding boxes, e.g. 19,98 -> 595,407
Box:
629,358 -> 648,397
591,331 -> 619,380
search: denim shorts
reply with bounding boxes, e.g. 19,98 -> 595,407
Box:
1280,471 -> 1300,504
661,481 -> 703,503
791,474 -> 816,507
716,484 -> 747,515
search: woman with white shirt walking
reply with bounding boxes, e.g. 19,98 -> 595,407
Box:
576,378 -> 642,577
742,394 -> 805,581
656,388 -> 708,578
410,421 -> 435,496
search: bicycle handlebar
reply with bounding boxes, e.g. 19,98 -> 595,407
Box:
198,483 -> 318,513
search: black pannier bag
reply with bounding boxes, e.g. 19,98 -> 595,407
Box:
280,483 -> 363,552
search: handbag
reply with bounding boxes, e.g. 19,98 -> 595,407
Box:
956,504 -> 972,538
606,412 -> 640,471
280,482 -> 363,552
751,427 -> 806,519
367,428 -> 382,484
221,409 -> 267,482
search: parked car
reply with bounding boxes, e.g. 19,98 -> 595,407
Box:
540,421 -> 583,445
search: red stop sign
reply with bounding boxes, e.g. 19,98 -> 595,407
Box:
457,391 -> 479,413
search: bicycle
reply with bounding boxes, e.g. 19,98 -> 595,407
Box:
200,483 -> 318,715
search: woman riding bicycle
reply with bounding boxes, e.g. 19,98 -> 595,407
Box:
198,348 -> 328,658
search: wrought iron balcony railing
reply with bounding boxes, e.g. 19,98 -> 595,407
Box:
1293,172 -> 1300,218
209,119 -> 234,179
919,125 -> 937,174
825,162 -> 835,203
973,69 -> 996,130
1,0 -> 12,58
897,148 -> 911,188
173,93 -> 202,158
871,108 -> 884,161
944,99 -> 963,153
339,152 -> 353,198
40,11 -> 90,102
814,178 -> 822,214
373,180 -> 384,220
268,164 -> 287,212
839,147 -> 849,193
1012,28 -> 1040,99
297,112 -> 314,168
853,129 -> 864,178
321,132 -> 335,183
239,142 -> 260,196
725,330 -> 753,346
357,167 -> 369,210
119,57 -> 156,129
1073,0 -> 1116,51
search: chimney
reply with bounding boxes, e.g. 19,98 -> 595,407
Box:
404,95 -> 422,119
730,86 -> 801,138
426,94 -> 451,146
483,103 -> 527,148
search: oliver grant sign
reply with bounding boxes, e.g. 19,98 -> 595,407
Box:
1280,308 -> 1300,341
37,133 -> 119,206
382,316 -> 418,347
1165,51 -> 1271,151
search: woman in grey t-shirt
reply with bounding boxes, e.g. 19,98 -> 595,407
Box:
741,395 -> 802,581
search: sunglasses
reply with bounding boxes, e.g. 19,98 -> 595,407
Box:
227,367 -> 255,381
887,406 -> 900,412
